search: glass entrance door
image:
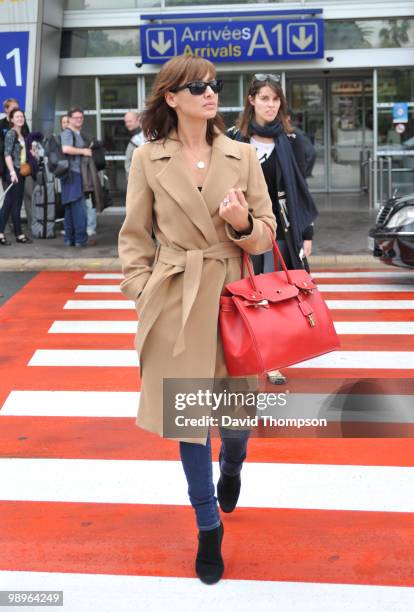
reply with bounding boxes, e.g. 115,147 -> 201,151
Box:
329,79 -> 373,190
289,80 -> 326,191
288,76 -> 373,192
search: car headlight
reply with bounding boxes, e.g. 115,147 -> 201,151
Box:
385,206 -> 414,229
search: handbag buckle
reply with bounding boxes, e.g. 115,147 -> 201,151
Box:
255,299 -> 269,307
307,313 -> 316,327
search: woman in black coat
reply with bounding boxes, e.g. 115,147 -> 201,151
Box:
228,74 -> 318,384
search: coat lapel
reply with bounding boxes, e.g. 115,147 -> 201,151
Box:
201,133 -> 242,216
153,137 -> 218,245
152,132 -> 242,245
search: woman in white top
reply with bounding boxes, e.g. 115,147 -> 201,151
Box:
228,74 -> 318,384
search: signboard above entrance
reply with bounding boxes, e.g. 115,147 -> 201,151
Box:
141,17 -> 324,64
0,32 -> 29,109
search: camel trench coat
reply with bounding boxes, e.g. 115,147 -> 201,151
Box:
118,131 -> 276,445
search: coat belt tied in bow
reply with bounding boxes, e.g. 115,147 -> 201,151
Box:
157,241 -> 241,356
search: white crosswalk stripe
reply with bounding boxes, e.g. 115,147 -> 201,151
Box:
64,300 -> 135,309
1,458 -> 413,512
326,300 -> 414,309
3,572 -> 413,612
291,351 -> 414,369
49,321 -> 138,333
334,321 -> 414,334
1,390 -> 140,417
27,349 -> 414,369
28,349 -> 139,367
75,285 -> 122,293
64,299 -> 414,311
2,390 -> 413,422
319,284 -> 414,292
47,320 -> 414,335
312,271 -> 414,279
84,273 -> 123,279
75,283 -> 414,294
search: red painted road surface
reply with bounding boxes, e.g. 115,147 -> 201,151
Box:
1,270 -> 414,611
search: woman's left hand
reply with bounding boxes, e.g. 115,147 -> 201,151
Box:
219,188 -> 250,233
303,240 -> 312,257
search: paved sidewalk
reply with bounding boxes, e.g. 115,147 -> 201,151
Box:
0,195 -> 384,270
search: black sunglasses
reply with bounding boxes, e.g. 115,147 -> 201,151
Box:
254,74 -> 281,83
170,79 -> 223,95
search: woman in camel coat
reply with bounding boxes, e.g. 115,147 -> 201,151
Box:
118,55 -> 275,585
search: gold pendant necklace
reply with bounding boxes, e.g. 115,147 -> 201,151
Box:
184,146 -> 209,169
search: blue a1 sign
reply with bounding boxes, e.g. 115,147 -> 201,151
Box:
0,32 -> 29,109
141,19 -> 324,63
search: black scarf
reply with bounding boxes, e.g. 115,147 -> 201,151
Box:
249,119 -> 318,251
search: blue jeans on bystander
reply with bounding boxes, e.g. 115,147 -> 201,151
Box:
63,196 -> 87,246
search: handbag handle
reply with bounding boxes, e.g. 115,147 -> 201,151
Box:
241,226 -> 294,290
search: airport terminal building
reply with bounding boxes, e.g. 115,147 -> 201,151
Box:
0,0 -> 413,205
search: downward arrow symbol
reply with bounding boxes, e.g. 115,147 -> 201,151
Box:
292,26 -> 313,50
151,32 -> 172,55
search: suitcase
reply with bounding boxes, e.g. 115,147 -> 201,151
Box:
31,163 -> 56,239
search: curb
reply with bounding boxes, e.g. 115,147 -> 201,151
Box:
0,254 -> 388,271
309,255 -> 386,266
0,258 -> 121,271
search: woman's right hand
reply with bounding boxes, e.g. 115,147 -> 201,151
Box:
219,188 -> 250,233
10,171 -> 18,184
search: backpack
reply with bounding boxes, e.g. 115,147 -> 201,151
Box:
44,131 -> 75,179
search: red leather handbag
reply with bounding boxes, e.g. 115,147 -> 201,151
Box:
219,232 -> 340,376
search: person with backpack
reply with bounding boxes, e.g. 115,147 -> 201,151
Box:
60,107 -> 91,247
0,108 -> 33,244
123,111 -> 144,179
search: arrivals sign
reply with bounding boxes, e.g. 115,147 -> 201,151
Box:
0,32 -> 29,109
141,19 -> 324,64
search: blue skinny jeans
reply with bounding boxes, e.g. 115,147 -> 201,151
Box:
179,427 -> 251,531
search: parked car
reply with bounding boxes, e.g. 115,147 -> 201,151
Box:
369,192 -> 414,268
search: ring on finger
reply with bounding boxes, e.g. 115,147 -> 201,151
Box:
222,197 -> 230,206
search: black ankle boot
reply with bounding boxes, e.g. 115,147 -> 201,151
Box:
217,469 -> 241,513
195,522 -> 224,585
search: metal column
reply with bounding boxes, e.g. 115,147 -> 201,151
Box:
372,69 -> 378,209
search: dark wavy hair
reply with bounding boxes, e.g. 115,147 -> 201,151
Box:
141,55 -> 225,145
237,77 -> 292,138
9,107 -> 26,126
